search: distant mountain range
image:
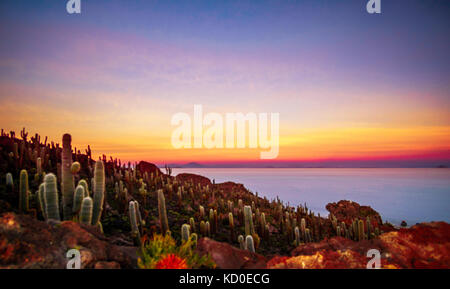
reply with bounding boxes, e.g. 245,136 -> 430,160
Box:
158,160 -> 450,169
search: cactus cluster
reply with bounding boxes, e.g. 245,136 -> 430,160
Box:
1,129 -> 386,260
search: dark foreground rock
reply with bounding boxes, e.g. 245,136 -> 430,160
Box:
196,237 -> 267,269
0,213 -> 137,269
268,222 -> 450,269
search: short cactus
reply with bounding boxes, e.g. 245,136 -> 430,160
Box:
189,217 -> 196,233
246,235 -> 255,253
79,197 -> 93,225
6,173 -> 13,189
190,233 -> 198,248
238,235 -> 246,250
72,185 -> 85,214
77,179 -> 89,197
71,162 -> 81,174
44,173 -> 60,221
181,224 -> 190,243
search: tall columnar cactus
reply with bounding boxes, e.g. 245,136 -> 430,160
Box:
38,183 -> 46,219
294,226 -> 300,246
260,213 -> 266,237
79,197 -> 93,225
36,157 -> 42,176
228,212 -> 235,240
77,179 -> 89,197
246,235 -> 255,253
366,217 -> 372,240
358,219 -> 365,241
199,205 -> 205,219
6,173 -> 13,189
72,185 -> 85,214
200,220 -> 206,236
305,228 -> 312,243
19,169 -> 29,213
158,189 -> 169,235
244,205 -> 254,236
300,217 -> 306,240
206,221 -> 211,237
209,208 -> 214,232
61,134 -> 74,220
181,224 -> 191,243
129,201 -> 141,246
135,201 -> 144,228
44,173 -> 60,221
91,160 -> 105,226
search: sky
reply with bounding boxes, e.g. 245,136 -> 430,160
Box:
0,0 -> 449,166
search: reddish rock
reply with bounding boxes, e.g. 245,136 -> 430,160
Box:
196,237 -> 266,269
268,222 -> 450,269
380,222 -> 450,268
0,213 -> 137,269
137,161 -> 163,177
326,200 -> 383,225
176,173 -> 212,187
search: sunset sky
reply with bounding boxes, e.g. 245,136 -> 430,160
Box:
0,0 -> 449,166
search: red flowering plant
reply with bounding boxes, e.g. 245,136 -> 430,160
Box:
137,233 -> 215,269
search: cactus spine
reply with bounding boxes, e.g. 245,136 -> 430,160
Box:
61,133 -> 74,220
19,169 -> 29,212
158,189 -> 169,235
79,197 -> 93,225
44,173 -> 60,221
91,160 -> 105,226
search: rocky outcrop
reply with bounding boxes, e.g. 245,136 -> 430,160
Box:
268,222 -> 450,269
0,213 -> 137,269
326,200 -> 383,226
196,237 -> 267,269
176,173 -> 212,187
137,161 -> 163,176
